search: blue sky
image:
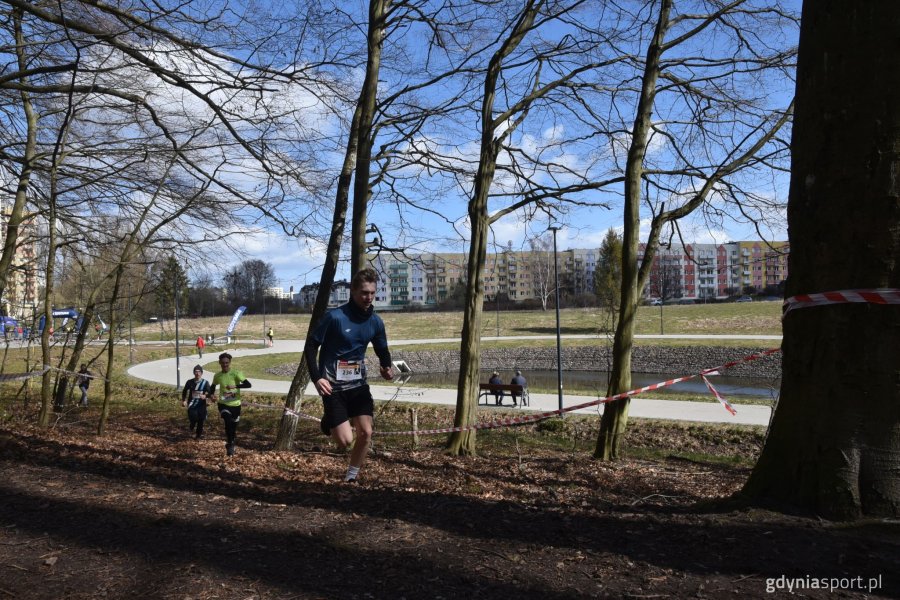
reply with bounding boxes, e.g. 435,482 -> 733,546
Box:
196,0 -> 799,289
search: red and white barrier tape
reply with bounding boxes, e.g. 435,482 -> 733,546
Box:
46,364 -> 108,382
282,406 -> 321,423
235,348 -> 782,437
0,365 -> 50,382
375,348 -> 780,437
701,375 -> 736,416
784,288 -> 900,315
240,400 -> 321,423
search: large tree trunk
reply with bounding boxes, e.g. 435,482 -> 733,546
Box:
446,212 -> 488,456
742,1 -> 900,519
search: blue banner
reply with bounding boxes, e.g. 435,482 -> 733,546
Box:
0,317 -> 16,334
225,306 -> 247,336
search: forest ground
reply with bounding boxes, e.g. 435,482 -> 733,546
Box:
1,394 -> 898,600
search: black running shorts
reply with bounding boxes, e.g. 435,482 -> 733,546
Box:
322,384 -> 374,431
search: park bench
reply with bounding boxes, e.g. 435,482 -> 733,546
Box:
478,383 -> 529,407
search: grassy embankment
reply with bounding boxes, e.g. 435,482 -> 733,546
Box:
127,299 -> 781,342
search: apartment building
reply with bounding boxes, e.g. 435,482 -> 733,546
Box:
642,241 -> 789,301
367,247 -> 597,309
0,201 -> 42,320
297,280 -> 351,308
369,252 -> 467,307
361,239 -> 787,310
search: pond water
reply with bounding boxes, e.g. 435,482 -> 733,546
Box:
406,369 -> 779,399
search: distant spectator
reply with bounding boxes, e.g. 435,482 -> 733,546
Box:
77,364 -> 92,407
488,371 -> 503,405
510,370 -> 527,407
196,335 -> 205,358
267,326 -> 274,347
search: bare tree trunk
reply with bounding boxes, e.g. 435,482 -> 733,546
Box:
0,9 -> 37,302
742,0 -> 900,520
37,202 -> 58,427
275,0 -> 390,450
99,268 -> 125,435
446,214 -> 489,455
446,0 -> 543,455
274,103 -> 363,450
350,0 -> 391,274
594,0 -> 793,459
595,0 -> 671,460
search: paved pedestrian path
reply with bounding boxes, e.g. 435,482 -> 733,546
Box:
127,335 -> 776,427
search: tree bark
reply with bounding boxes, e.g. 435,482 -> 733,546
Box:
742,1 -> 900,519
37,197 -> 58,427
99,267 -> 125,435
446,212 -> 488,455
350,0 -> 391,274
274,102 -> 363,450
0,9 -> 37,306
595,0 -> 671,460
446,0 -> 543,456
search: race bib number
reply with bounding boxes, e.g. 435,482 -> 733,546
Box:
192,391 -> 203,400
336,360 -> 362,382
223,391 -> 236,401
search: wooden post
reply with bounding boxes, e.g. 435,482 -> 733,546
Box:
409,407 -> 418,449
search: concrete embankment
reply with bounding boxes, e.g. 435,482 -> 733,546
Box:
266,345 -> 781,379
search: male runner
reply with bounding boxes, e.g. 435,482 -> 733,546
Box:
305,268 -> 393,482
209,352 -> 252,456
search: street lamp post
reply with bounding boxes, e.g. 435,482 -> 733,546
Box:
496,288 -> 500,337
659,300 -> 664,335
128,282 -> 134,364
548,224 -> 563,415
174,270 -> 181,390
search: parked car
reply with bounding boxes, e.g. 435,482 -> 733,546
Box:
649,299 -> 663,306
736,296 -> 753,303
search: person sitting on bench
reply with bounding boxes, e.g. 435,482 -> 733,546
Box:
510,370 -> 527,407
488,371 -> 503,405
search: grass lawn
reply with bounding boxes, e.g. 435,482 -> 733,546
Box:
126,300 -> 782,343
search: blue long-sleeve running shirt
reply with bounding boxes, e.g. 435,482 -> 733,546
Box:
304,301 -> 392,392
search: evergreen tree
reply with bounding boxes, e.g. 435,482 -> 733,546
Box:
153,256 -> 190,317
594,229 -> 623,312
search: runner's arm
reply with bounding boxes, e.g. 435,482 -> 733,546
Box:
373,345 -> 392,370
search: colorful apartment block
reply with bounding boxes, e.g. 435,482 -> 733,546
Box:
0,201 -> 42,320
642,241 -> 789,301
